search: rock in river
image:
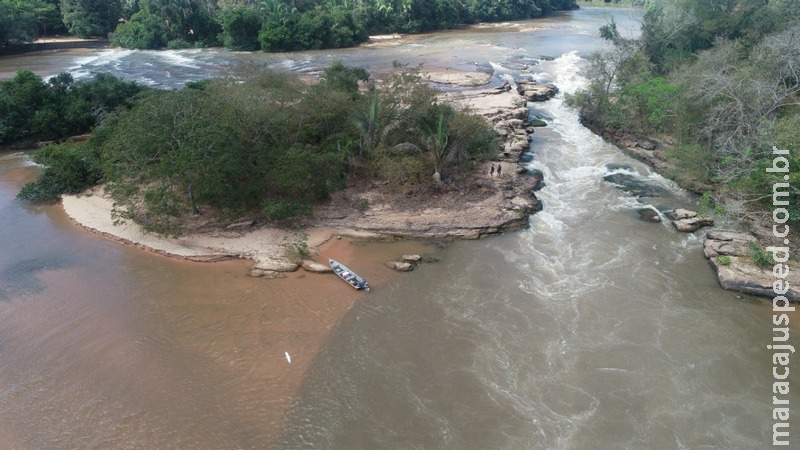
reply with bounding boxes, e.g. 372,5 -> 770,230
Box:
665,208 -> 697,220
386,260 -> 414,271
603,172 -> 667,198
672,216 -> 714,232
637,207 -> 662,222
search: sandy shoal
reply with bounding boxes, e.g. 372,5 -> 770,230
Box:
60,189 -> 376,269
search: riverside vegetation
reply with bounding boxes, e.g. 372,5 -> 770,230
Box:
567,0 -> 800,230
2,0 -> 578,52
16,62 -> 499,236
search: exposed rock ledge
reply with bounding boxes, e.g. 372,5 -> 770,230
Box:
62,73 -> 546,278
704,230 -> 798,301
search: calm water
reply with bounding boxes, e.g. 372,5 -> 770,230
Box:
1,7 -> 797,449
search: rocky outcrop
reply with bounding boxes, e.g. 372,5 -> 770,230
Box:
662,208 -> 714,232
308,79 -> 552,242
516,80 -> 558,102
672,216 -> 714,232
704,231 -> 799,301
704,230 -> 758,257
301,259 -> 332,273
665,208 -> 697,220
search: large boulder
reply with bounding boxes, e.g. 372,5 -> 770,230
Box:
516,81 -> 559,102
672,216 -> 714,232
385,260 -> 413,271
401,254 -> 422,263
665,208 -> 697,220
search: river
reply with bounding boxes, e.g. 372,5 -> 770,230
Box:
1,6 -> 797,449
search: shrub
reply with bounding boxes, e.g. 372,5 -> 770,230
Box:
355,197 -> 370,213
17,142 -> 101,202
261,197 -> 312,222
749,242 -> 773,267
715,255 -> 732,265
282,233 -> 311,260
167,39 -> 192,49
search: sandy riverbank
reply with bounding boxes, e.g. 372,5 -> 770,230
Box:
61,187 -> 369,270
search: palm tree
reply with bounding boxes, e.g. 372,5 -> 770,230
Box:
352,91 -> 390,157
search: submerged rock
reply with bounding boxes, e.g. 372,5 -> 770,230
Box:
603,172 -> 667,198
529,118 -> 547,127
637,208 -> 662,222
249,268 -> 287,279
605,162 -> 634,172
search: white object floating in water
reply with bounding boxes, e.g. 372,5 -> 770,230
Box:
285,351 -> 292,363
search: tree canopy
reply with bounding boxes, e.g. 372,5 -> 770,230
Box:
2,0 -> 578,51
568,0 -> 800,225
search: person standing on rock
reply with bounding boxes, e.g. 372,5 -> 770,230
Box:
497,164 -> 502,177
490,164 -> 495,176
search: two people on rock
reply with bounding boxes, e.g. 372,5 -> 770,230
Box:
490,163 -> 503,177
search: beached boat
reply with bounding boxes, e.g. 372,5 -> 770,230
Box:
329,258 -> 370,291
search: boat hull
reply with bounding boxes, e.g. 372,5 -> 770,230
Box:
329,258 -> 370,291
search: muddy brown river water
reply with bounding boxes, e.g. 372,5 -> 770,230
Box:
1,6 -> 798,449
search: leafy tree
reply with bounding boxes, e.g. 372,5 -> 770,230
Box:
220,6 -> 261,50
110,11 -> 168,48
111,0 -> 220,49
0,70 -> 49,143
60,0 -> 122,38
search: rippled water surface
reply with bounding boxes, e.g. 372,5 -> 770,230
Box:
1,6 -> 797,449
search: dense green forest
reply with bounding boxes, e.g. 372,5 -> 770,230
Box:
1,0 -> 578,51
0,70 -> 146,145
17,63 -> 498,235
568,0 -> 800,226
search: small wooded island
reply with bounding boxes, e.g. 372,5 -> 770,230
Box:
13,62 -> 551,277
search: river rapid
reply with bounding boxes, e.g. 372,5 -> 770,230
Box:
1,6 -> 798,449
